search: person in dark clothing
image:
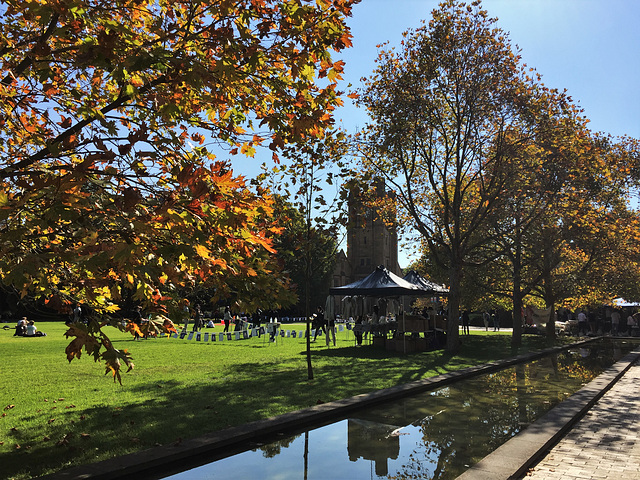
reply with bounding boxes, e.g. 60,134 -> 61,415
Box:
223,306 -> 232,332
312,306 -> 326,341
192,304 -> 203,332
461,310 -> 470,335
13,317 -> 27,336
252,310 -> 262,337
354,315 -> 364,346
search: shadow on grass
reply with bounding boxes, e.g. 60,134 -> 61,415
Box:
3,333 -> 560,479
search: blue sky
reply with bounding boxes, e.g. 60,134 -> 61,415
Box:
232,0 -> 639,178
230,0 -> 640,267
336,0 -> 640,138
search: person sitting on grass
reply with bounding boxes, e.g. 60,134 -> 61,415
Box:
25,320 -> 37,336
13,317 -> 27,336
24,319 -> 46,336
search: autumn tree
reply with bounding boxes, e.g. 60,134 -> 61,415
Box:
526,132 -> 640,330
469,118 -> 640,343
263,129 -> 346,379
473,91 -> 596,345
271,197 -> 338,316
355,0 -> 541,353
488,125 -> 636,337
0,0 -> 357,381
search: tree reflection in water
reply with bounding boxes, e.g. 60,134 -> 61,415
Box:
166,341 -> 633,480
352,343 -> 627,479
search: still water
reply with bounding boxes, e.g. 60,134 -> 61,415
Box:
167,340 -> 633,480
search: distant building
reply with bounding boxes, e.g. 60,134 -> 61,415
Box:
332,180 -> 402,288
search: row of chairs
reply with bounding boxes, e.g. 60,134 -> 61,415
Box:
169,324 -> 353,343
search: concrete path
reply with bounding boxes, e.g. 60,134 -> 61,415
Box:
457,348 -> 640,480
522,358 -> 640,480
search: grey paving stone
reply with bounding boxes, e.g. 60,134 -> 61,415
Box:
523,357 -> 640,480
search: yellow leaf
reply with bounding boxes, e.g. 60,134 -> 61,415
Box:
194,244 -> 211,259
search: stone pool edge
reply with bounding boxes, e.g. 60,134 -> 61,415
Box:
455,347 -> 640,480
41,337 -> 603,480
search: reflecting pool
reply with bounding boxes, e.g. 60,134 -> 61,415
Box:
166,340 -> 634,480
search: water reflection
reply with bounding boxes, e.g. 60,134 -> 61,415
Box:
166,341 -> 633,480
347,419 -> 400,476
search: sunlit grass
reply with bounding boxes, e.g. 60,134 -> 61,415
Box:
0,321 -> 561,479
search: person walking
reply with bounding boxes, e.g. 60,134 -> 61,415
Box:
611,309 -> 620,336
461,310 -> 470,335
192,304 -> 203,332
354,315 -> 364,347
313,306 -> 326,341
577,310 -> 588,336
223,306 -> 232,333
325,312 -> 336,347
182,299 -> 191,331
627,313 -> 636,336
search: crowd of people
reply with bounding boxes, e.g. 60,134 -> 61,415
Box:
7,301 -> 639,343
183,305 -> 285,338
574,308 -> 639,337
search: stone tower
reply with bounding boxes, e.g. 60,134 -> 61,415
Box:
332,180 -> 401,287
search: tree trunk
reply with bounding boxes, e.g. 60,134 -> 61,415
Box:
305,211 -> 314,380
446,263 -> 462,353
545,301 -> 556,339
542,229 -> 556,340
512,291 -> 523,348
510,215 -> 525,348
511,239 -> 523,348
305,275 -> 313,380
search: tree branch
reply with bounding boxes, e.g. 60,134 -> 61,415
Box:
0,13 -> 59,87
0,74 -> 169,178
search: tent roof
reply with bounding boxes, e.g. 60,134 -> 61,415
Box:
329,265 -> 425,297
612,297 -> 640,307
403,271 -> 449,296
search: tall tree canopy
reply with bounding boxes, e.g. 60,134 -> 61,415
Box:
363,1 -> 640,349
0,0 -> 357,381
272,199 -> 337,314
355,0 -> 540,353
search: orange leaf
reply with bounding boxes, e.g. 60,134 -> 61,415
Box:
125,322 -> 143,338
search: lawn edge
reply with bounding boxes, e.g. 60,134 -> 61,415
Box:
40,338 -> 600,480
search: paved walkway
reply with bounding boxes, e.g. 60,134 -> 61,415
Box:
522,358 -> 640,480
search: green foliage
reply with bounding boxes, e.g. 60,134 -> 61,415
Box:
271,197 -> 338,313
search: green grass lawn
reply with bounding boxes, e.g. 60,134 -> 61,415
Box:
0,321 -> 560,479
